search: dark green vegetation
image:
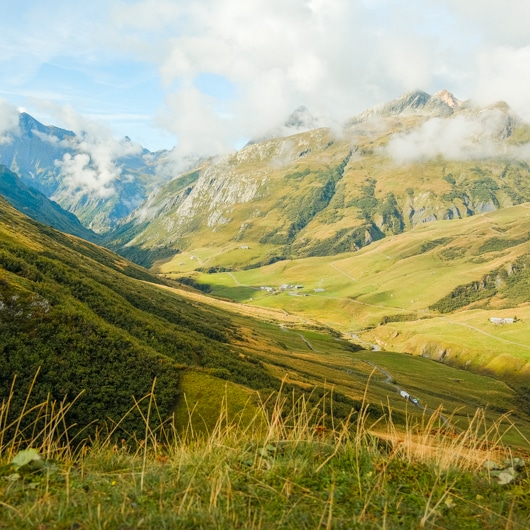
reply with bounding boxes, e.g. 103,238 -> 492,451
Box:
0,197 -> 284,436
261,153 -> 352,246
431,251 -> 530,313
5,193 -> 528,446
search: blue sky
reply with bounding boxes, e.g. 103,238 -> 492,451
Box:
1,1 -> 530,154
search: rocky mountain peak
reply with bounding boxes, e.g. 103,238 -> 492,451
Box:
432,89 -> 460,109
284,105 -> 319,130
350,89 -> 464,124
378,90 -> 431,115
19,112 -> 75,141
351,90 -> 435,123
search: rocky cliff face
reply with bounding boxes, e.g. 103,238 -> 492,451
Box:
118,128 -> 335,248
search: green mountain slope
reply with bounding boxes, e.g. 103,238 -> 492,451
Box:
2,197 -> 530,444
0,165 -> 101,243
108,91 -> 530,269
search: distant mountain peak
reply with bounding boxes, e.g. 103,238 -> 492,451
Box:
432,89 -> 460,109
18,112 -> 75,141
284,105 -> 319,130
351,89 -> 463,124
377,90 -> 431,115
246,105 -> 323,146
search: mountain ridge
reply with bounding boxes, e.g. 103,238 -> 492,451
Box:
0,112 -> 174,233
106,90 -> 530,269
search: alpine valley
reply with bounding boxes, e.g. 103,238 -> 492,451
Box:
1,89 -> 530,443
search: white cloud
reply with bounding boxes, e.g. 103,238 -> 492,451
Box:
158,84 -> 235,159
439,0 -> 530,48
111,0 -> 458,154
474,46 -> 530,123
0,99 -> 20,144
55,153 -> 115,198
4,0 -> 530,161
40,103 -> 142,197
385,109 -> 513,164
110,0 -> 530,160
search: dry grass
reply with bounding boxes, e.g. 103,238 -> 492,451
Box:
0,377 -> 528,529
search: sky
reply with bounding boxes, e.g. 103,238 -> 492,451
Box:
1,0 -> 530,158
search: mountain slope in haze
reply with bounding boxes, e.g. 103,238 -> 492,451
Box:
0,112 -> 173,233
0,165 -> 101,243
109,90 -> 530,269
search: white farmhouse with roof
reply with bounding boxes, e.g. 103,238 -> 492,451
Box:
489,317 -> 516,324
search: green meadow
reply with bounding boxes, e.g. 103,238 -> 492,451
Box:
166,203 -> 530,385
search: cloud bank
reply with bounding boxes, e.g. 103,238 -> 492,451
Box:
107,0 -> 530,158
4,0 -> 530,160
44,104 -> 143,197
106,0 -> 463,157
385,109 -> 514,163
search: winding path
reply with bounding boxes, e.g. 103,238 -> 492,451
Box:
445,320 -> 530,351
361,360 -> 453,428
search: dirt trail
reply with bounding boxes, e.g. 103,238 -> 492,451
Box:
329,261 -> 356,282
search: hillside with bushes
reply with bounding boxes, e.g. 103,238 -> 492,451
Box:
0,197 -> 283,436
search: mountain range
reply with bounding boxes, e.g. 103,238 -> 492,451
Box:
0,112 -> 175,233
1,89 -> 530,434
4,90 -> 529,264
107,89 -> 530,269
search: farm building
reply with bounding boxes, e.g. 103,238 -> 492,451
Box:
490,317 -> 516,324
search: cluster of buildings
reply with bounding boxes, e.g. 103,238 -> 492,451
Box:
259,284 -> 304,293
259,284 -> 326,294
489,317 -> 517,325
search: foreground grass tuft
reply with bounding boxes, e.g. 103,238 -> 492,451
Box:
1,386 -> 529,529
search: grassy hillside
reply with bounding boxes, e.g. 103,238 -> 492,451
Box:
1,390 -> 529,529
3,196 -> 412,443
138,278 -> 530,448
3,193 -> 530,449
0,197 -> 287,437
1,200 -> 530,529
110,99 -> 530,270
165,203 -> 530,386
